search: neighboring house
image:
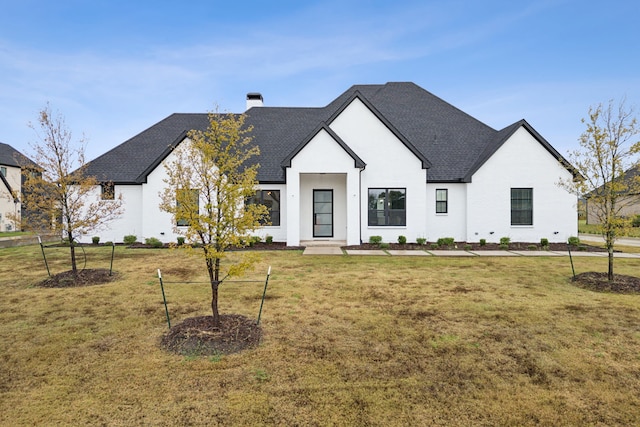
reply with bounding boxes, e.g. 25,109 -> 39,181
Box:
81,82 -> 578,245
585,165 -> 640,224
0,142 -> 37,232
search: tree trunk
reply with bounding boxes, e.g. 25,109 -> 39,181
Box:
206,256 -> 221,327
608,247 -> 614,282
606,230 -> 614,282
68,230 -> 77,273
210,279 -> 220,327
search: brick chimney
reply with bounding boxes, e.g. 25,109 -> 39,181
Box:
246,93 -> 263,110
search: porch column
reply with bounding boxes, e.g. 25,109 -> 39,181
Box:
285,169 -> 300,246
346,170 -> 361,245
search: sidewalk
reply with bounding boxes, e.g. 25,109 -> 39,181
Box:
303,246 -> 640,257
578,233 -> 640,247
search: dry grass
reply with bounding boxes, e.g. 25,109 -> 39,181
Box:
2,245 -> 640,425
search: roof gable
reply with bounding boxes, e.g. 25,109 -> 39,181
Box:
462,119 -> 578,182
0,142 -> 37,169
325,92 -> 431,170
281,122 -> 366,169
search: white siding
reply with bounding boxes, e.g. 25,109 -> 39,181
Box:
329,98 -> 427,244
286,127 -> 361,245
425,184 -> 467,242
467,127 -> 577,243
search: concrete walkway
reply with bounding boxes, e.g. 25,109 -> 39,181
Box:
303,246 -> 640,257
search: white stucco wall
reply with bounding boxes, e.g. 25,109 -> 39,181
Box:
141,154 -> 178,243
467,127 -> 577,243
286,128 -> 361,245
425,184 -> 467,242
329,98 -> 427,244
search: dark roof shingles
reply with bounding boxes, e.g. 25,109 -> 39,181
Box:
83,82 -> 565,184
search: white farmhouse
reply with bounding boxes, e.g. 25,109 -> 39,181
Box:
81,82 -> 578,245
0,143 -> 37,232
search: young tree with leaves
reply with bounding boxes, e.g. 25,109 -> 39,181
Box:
560,99 -> 640,281
159,111 -> 268,327
20,103 -> 123,273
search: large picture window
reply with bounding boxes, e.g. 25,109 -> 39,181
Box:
247,190 -> 280,226
436,189 -> 448,214
511,188 -> 533,225
368,188 -> 406,226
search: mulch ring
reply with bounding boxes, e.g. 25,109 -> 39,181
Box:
36,268 -> 117,288
160,314 -> 262,356
572,272 -> 640,294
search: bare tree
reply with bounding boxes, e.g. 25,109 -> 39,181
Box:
20,103 -> 123,273
561,99 -> 640,281
159,110 -> 268,327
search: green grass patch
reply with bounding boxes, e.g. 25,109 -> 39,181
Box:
0,231 -> 32,238
1,247 -> 640,425
579,219 -> 640,237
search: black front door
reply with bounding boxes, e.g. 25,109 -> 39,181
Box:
313,189 -> 333,237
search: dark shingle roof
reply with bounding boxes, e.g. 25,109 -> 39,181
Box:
83,82 -> 572,184
0,142 -> 37,169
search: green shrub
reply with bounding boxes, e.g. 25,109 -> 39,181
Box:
177,236 -> 185,246
380,242 -> 390,249
398,235 -> 407,244
416,237 -> 427,245
104,241 -> 113,246
248,236 -> 262,247
568,236 -> 580,246
430,243 -> 439,250
369,235 -> 382,245
123,235 -> 137,245
92,236 -> 100,245
479,238 -> 487,247
528,244 -> 538,250
145,237 -> 164,248
464,244 -> 472,251
265,235 -> 273,244
436,237 -> 455,247
499,244 -> 509,250
540,238 -> 549,247
499,237 -> 510,246
632,215 -> 640,227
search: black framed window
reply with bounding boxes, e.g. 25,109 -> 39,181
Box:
436,189 -> 448,213
176,189 -> 199,226
368,188 -> 406,226
101,183 -> 115,200
511,188 -> 533,225
247,190 -> 280,226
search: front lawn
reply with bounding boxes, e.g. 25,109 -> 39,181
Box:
1,246 -> 640,425
579,219 -> 640,237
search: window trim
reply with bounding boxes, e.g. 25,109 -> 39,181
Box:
367,187 -> 407,227
511,187 -> 533,226
435,188 -> 448,214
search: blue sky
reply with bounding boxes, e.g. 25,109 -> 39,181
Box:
1,0 -> 638,161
